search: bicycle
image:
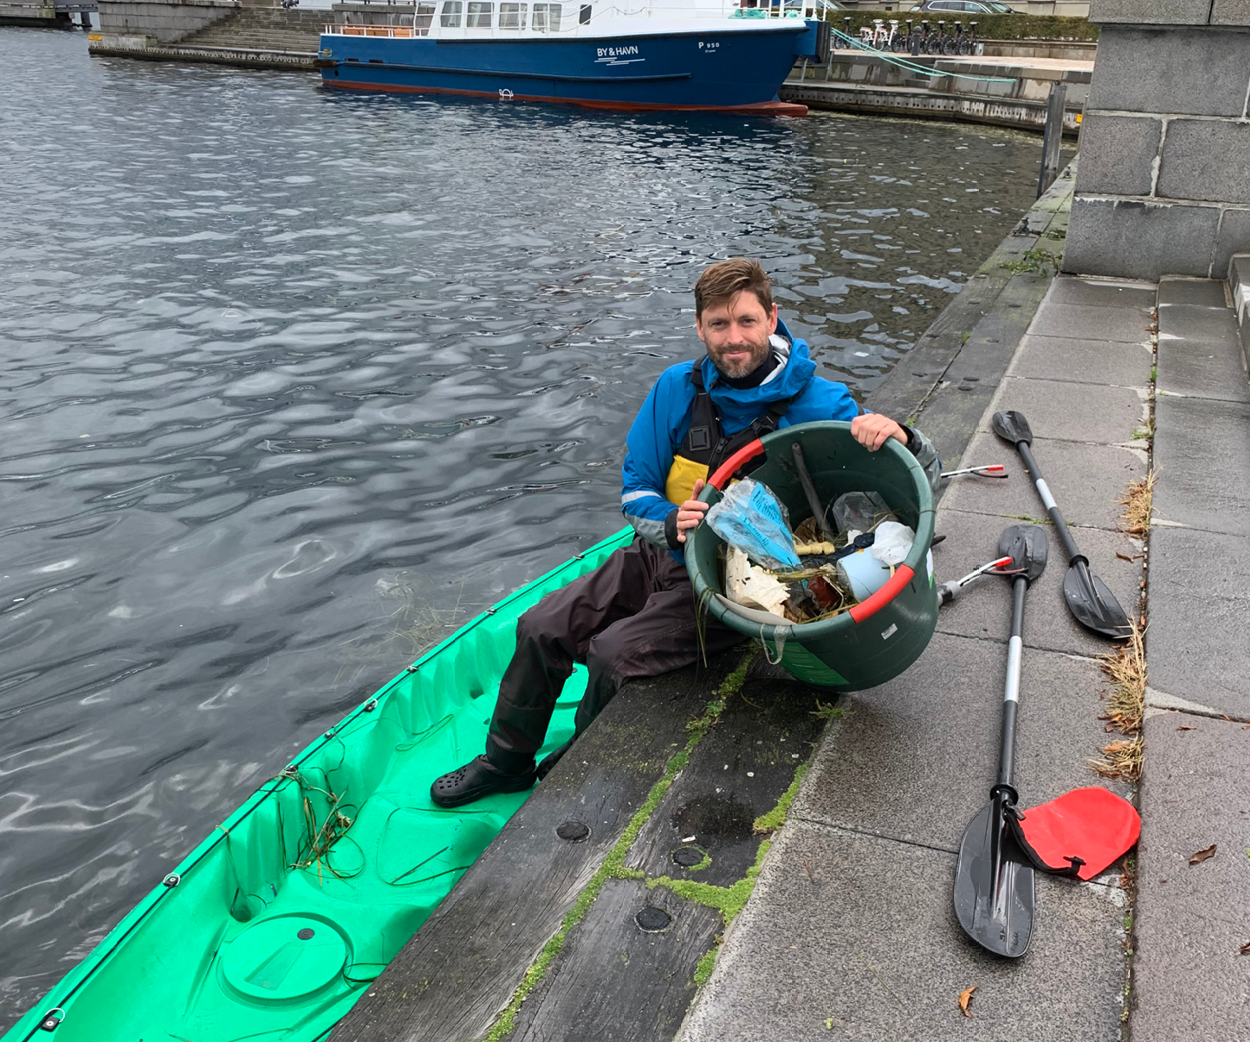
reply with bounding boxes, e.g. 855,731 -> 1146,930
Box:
956,21 -> 982,56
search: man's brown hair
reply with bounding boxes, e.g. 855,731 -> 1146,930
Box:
694,258 -> 773,319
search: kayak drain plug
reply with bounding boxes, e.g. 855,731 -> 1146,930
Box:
556,821 -> 590,843
671,846 -> 706,868
298,928 -> 315,940
635,907 -> 672,933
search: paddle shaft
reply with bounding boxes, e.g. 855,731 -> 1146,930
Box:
997,575 -> 1027,789
1015,441 -> 1084,564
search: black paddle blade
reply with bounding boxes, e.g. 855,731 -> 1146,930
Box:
954,800 -> 1036,958
997,524 -> 1048,584
991,410 -> 1033,446
1064,560 -> 1132,639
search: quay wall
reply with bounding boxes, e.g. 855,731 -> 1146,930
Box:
98,0 -> 236,44
0,1 -> 71,26
1065,0 -> 1250,279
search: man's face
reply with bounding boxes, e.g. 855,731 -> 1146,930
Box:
695,291 -> 778,380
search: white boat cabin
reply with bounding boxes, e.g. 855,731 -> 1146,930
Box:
327,0 -> 827,41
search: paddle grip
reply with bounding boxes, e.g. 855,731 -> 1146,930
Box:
1017,441 -> 1083,565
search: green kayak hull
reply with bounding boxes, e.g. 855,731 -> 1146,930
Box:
4,527 -> 635,1042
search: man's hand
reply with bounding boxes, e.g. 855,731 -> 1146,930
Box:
851,413 -> 909,452
675,478 -> 709,543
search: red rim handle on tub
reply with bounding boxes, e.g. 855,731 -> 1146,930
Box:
706,440 -> 765,491
849,565 -> 915,623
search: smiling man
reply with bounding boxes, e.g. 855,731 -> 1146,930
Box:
431,258 -> 941,808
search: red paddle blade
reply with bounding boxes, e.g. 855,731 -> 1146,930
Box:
1015,787 -> 1141,881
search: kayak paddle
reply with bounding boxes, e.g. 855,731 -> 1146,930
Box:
953,524 -> 1048,959
991,410 -> 1132,640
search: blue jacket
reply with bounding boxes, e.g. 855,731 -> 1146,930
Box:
621,321 -> 864,559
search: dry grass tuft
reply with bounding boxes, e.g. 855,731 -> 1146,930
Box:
1119,471 -> 1156,536
1091,738 -> 1144,782
1101,623 -> 1146,734
1090,620 -> 1146,781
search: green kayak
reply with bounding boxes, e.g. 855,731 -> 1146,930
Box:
3,527 -> 634,1042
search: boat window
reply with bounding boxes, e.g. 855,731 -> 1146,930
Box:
440,1 -> 462,26
467,1 -> 493,26
415,1 -> 436,30
532,2 -> 561,30
499,2 -> 526,28
579,3 -> 591,24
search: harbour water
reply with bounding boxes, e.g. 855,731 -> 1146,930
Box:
0,27 -> 1058,1026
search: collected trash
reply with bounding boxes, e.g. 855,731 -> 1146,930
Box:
831,490 -> 894,533
712,476 -> 916,624
704,477 -> 801,572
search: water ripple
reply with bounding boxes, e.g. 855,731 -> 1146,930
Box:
0,25 -> 1059,1027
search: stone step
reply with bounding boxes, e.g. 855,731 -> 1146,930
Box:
179,27 -> 321,50
1230,254 -> 1250,375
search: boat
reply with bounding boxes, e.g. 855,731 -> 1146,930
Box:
315,0 -> 834,115
2,528 -> 634,1042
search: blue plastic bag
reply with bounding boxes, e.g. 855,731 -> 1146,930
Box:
705,477 -> 801,572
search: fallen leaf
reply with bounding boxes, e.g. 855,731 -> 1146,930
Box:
1105,722 -> 1116,732
1176,725 -> 1198,731
959,985 -> 978,1018
1241,942 -> 1250,956
1189,844 -> 1217,865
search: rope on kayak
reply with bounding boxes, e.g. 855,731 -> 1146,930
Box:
829,28 -> 1017,83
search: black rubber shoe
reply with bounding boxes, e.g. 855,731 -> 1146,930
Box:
430,755 -> 536,808
536,739 -> 573,781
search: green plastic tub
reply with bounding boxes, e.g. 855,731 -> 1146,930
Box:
686,421 -> 937,690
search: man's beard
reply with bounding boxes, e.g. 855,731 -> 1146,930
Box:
709,337 -> 771,380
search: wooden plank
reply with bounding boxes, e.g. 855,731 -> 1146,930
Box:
624,670 -> 826,888
332,659 -> 732,1042
509,879 -> 721,1042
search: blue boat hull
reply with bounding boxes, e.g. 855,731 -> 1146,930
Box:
317,28 -> 812,114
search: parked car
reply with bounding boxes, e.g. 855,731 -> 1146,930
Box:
909,1 -> 1017,14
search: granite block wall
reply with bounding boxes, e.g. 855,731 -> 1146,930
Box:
98,0 -> 238,43
1064,4 -> 1250,279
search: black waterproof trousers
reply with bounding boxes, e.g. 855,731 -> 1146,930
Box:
484,537 -> 744,773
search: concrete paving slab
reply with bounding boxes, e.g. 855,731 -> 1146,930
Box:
1156,278 -> 1229,309
1156,335 -> 1250,404
1044,276 -> 1156,312
1006,332 -> 1153,389
940,428 -> 1147,531
1132,711 -> 1250,1042
1144,527 -> 1250,719
1157,302 -> 1242,343
1028,301 -> 1155,344
678,821 -> 1129,1042
1152,395 -> 1250,535
982,376 -> 1148,446
933,508 -> 1143,660
789,633 -> 1132,854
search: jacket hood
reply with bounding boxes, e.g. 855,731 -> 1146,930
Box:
697,318 -> 815,420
